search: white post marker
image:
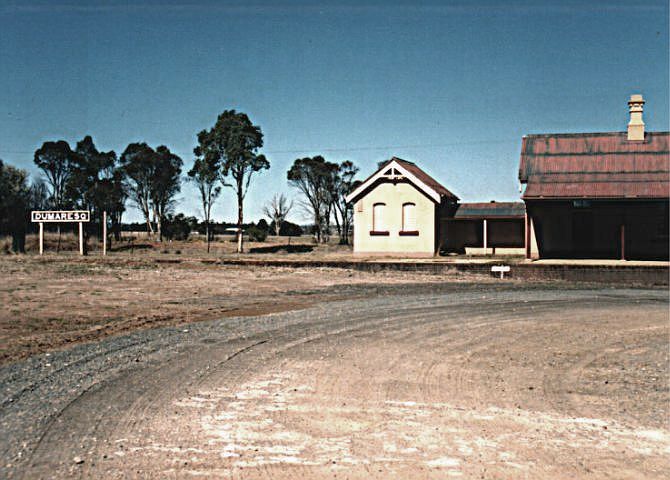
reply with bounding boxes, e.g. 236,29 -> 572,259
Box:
491,265 -> 510,279
79,222 -> 84,256
483,219 -> 488,254
103,211 -> 107,256
39,222 -> 44,255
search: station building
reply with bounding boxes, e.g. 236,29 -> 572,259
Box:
519,95 -> 669,260
347,95 -> 668,260
345,157 -> 458,256
346,158 -> 525,256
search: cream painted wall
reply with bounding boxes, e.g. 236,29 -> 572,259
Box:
352,181 -> 436,255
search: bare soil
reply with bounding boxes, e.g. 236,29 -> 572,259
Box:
0,255 -> 668,479
0,255 -> 487,365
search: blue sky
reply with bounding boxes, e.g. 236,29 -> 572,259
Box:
1,0 -> 668,223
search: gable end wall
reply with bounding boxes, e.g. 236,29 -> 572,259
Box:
353,182 -> 436,255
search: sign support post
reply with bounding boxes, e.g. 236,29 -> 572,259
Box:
103,211 -> 107,256
79,222 -> 84,255
39,222 -> 44,255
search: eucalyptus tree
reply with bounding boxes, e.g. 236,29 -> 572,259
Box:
0,160 -> 31,252
287,156 -> 339,243
120,143 -> 181,240
28,178 -> 49,211
187,156 -> 221,252
34,140 -> 77,251
106,168 -> 128,242
195,110 -> 269,253
66,136 -> 120,249
120,143 -> 155,235
150,146 -> 182,241
33,140 -> 75,209
331,160 -> 360,245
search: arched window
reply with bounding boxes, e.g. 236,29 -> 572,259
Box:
372,203 -> 386,233
402,202 -> 417,232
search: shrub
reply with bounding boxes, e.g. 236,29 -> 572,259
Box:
256,218 -> 270,233
247,225 -> 267,242
271,220 -> 303,236
163,213 -> 194,241
1,236 -> 11,254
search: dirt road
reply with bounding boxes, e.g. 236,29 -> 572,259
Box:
1,284 -> 668,479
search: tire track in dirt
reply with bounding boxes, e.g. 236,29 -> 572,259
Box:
80,303 -> 509,478
31,306 -> 414,475
23,338 -> 266,479
218,298 -> 658,479
2,287 -> 668,479
209,294 -> 668,475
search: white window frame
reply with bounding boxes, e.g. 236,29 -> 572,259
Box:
372,203 -> 387,234
402,202 -> 417,233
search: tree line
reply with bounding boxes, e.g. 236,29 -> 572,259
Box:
0,109 -> 361,254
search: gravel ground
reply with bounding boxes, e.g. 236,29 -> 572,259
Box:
0,257 -> 499,364
1,283 -> 668,479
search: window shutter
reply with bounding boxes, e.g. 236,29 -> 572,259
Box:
402,203 -> 416,231
373,203 -> 385,231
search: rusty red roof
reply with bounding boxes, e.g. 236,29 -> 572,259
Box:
519,131 -> 670,199
348,157 -> 458,203
454,202 -> 525,219
389,157 -> 458,200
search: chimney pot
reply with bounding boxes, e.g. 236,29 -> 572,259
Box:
627,94 -> 645,141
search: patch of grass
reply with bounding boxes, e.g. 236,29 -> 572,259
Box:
53,263 -> 107,276
0,237 -> 12,254
128,263 -> 154,270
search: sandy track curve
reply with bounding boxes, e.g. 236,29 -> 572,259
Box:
1,286 -> 668,479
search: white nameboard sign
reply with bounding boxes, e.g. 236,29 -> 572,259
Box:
32,210 -> 90,223
491,265 -> 511,279
31,210 -> 91,255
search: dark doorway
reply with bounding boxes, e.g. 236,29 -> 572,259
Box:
572,211 -> 593,257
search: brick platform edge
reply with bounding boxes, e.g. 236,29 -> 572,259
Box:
214,259 -> 669,286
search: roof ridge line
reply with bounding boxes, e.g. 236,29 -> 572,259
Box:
523,131 -> 670,138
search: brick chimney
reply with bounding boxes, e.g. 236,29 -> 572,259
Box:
627,94 -> 645,141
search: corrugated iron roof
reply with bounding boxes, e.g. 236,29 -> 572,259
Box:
345,157 -> 458,204
519,131 -> 670,199
350,157 -> 458,201
389,157 -> 458,199
454,202 -> 525,219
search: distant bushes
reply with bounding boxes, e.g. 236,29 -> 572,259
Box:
247,218 -> 304,241
247,225 -> 268,242
163,214 -> 197,241
271,220 -> 303,236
